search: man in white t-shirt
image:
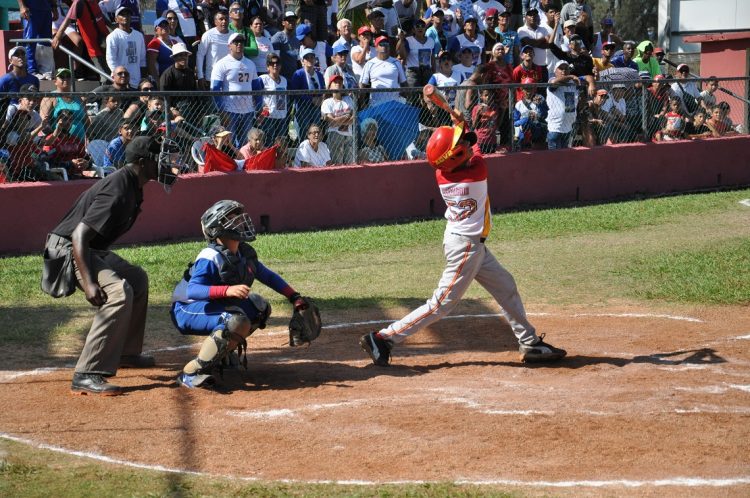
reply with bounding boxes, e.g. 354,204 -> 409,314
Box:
360,35 -> 407,107
600,83 -> 629,143
517,8 -> 552,72
211,33 -> 258,148
105,7 -> 146,85
545,60 -> 579,149
197,10 -> 231,90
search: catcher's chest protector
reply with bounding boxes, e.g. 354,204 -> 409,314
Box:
209,242 -> 258,287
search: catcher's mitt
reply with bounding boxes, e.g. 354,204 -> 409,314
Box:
288,297 -> 322,346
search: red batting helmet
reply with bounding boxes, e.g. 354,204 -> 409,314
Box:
426,121 -> 477,172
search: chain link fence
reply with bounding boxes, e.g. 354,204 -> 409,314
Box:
1,76 -> 747,183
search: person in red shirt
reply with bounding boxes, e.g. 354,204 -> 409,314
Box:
512,44 -> 544,102
472,89 -> 499,153
42,109 -> 91,178
51,0 -> 110,81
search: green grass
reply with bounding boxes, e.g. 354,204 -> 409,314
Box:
624,237 -> 750,304
0,189 -> 749,496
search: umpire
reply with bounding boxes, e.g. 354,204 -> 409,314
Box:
42,136 -> 180,396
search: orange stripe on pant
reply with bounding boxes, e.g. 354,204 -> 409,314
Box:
379,242 -> 473,340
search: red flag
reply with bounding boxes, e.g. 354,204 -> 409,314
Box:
244,145 -> 278,171
202,143 -> 238,173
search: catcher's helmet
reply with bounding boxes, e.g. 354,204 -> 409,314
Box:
426,121 -> 477,172
200,200 -> 256,242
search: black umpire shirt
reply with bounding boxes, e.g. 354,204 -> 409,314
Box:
51,166 -> 143,250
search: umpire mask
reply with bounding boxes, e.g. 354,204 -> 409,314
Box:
157,137 -> 181,193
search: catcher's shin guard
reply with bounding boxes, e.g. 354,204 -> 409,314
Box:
182,329 -> 230,386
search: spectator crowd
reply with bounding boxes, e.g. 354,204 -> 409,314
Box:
0,0 -> 745,182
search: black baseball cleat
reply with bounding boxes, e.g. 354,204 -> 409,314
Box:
119,354 -> 155,368
519,334 -> 567,363
359,332 -> 392,366
71,373 -> 123,396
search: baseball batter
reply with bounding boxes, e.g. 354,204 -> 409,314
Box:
360,120 -> 566,365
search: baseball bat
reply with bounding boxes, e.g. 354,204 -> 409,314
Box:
423,84 -> 465,123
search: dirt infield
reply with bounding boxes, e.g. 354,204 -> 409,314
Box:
1,303 -> 749,496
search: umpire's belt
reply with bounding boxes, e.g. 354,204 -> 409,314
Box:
46,233 -> 72,250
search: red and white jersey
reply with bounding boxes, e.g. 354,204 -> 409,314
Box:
435,146 -> 491,238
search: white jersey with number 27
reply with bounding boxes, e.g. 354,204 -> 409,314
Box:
436,146 -> 491,238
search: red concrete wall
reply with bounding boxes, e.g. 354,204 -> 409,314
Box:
2,136 -> 749,255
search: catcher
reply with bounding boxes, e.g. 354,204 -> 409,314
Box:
359,112 -> 566,366
171,199 -> 321,389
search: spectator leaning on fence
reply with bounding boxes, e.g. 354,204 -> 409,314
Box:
545,59 -> 579,150
600,83 -> 629,144
197,11 -> 232,90
513,77 -> 548,149
238,127 -> 265,159
671,64 -> 701,116
685,109 -> 712,140
360,36 -> 406,108
655,96 -> 685,141
106,7 -> 147,84
321,74 -> 354,165
211,32 -> 258,148
42,109 -> 92,178
252,53 -> 289,147
699,77 -> 719,111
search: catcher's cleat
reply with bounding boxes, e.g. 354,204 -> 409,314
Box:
519,333 -> 567,363
119,354 -> 156,368
71,373 -> 123,396
176,372 -> 216,389
360,332 -> 392,366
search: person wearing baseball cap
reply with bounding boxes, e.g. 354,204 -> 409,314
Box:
494,8 -> 518,66
511,42 -> 544,102
482,8 -> 502,57
547,31 -> 597,97
471,0 -> 504,31
147,16 -> 181,80
446,14 -> 482,68
324,44 -> 357,90
592,40 -> 616,74
591,15 -> 623,58
44,134 -> 181,395
271,9 -> 302,81
107,3 -> 147,84
290,40 -> 325,139
0,45 -> 39,97
351,26 -> 376,80
359,29 -> 407,107
545,58 -> 580,149
160,43 -> 196,121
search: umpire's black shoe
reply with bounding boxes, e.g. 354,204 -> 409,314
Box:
119,354 -> 155,368
359,332 -> 392,366
71,373 -> 123,396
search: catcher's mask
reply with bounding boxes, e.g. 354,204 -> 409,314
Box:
201,200 -> 256,243
426,121 -> 477,172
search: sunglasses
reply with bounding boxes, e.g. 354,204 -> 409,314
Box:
231,40 -> 245,45
268,61 -> 281,66
116,71 -> 130,76
141,86 -> 153,91
308,130 -> 321,135
166,16 -> 177,20
230,7 -> 243,12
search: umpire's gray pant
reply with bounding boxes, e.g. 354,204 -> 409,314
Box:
47,234 -> 149,376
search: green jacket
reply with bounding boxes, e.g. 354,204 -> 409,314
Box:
634,40 -> 660,78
